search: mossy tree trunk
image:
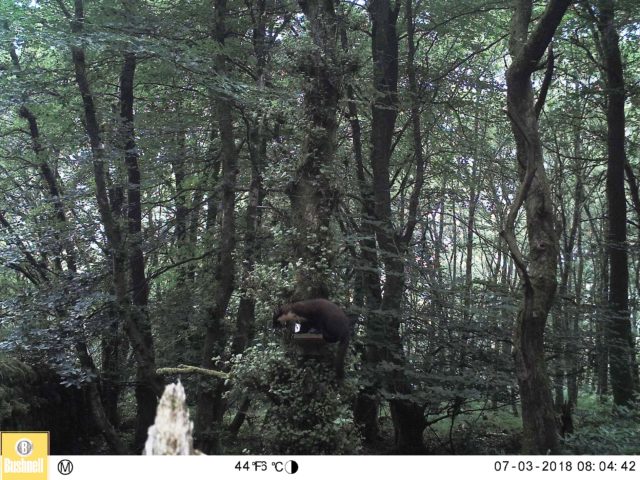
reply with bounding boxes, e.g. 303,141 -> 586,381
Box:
287,0 -> 341,300
503,0 -> 571,455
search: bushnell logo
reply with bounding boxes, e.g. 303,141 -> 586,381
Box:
1,432 -> 49,480
15,439 -> 33,456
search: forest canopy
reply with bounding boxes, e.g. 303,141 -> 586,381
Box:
1,0 -> 640,455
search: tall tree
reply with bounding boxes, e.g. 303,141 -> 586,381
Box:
361,0 -> 427,453
118,0 -> 159,448
502,0 -> 571,454
194,0 -> 239,453
592,0 -> 635,406
64,0 -> 163,451
341,18 -> 384,444
287,0 -> 342,299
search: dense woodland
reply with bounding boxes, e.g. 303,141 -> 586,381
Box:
1,0 -> 640,455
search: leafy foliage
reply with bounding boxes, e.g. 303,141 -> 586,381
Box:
229,339 -> 362,454
0,357 -> 36,424
562,396 -> 640,455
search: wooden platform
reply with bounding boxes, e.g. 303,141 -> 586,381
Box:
292,333 -> 324,342
291,333 -> 327,356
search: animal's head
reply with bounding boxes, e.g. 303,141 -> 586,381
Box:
272,304 -> 304,329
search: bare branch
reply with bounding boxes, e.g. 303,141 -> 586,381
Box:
157,365 -> 230,380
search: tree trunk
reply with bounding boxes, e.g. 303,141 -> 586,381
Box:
567,116 -> 585,407
119,48 -> 162,452
232,0 -> 268,359
286,0 -> 341,300
341,17 -> 383,445
69,0 -> 163,452
503,0 -> 571,454
195,0 -> 238,454
365,0 -> 426,453
464,160 -> 479,324
76,340 -> 127,454
594,0 -> 635,406
168,127 -> 200,365
586,204 -> 610,398
569,200 -> 583,407
554,148 -> 582,408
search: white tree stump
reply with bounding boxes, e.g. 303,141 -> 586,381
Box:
144,381 -> 194,455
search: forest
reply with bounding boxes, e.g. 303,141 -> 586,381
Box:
1,0 -> 639,456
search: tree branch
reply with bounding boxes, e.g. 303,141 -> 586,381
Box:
534,45 -> 555,118
157,364 -> 230,380
625,162 -> 640,222
500,160 -> 537,286
522,0 -> 571,67
510,0 -> 572,75
147,249 -> 216,281
55,0 -> 73,19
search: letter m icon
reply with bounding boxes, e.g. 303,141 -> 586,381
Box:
57,460 -> 73,475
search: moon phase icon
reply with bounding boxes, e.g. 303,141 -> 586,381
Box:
285,460 -> 299,474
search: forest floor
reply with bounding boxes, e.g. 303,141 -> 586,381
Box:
227,394 -> 640,455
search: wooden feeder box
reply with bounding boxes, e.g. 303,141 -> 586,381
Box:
290,324 -> 327,357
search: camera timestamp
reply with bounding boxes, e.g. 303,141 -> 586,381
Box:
494,460 -> 636,473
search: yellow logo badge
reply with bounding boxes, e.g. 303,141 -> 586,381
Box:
1,432 -> 49,480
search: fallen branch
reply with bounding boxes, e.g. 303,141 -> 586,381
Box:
157,364 -> 229,380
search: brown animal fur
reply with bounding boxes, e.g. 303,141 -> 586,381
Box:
276,311 -> 306,325
272,298 -> 353,379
